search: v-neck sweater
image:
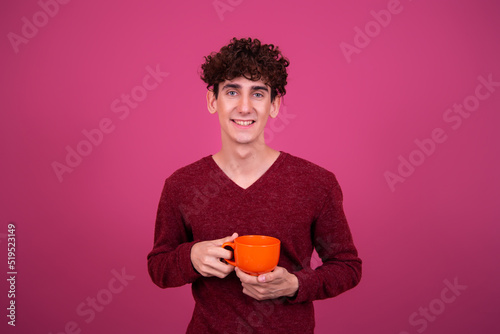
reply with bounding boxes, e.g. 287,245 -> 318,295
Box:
147,152 -> 362,333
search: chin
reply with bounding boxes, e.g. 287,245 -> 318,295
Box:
234,138 -> 253,145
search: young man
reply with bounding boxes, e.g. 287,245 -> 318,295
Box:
147,37 -> 362,333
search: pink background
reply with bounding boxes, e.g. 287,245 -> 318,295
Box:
1,0 -> 499,333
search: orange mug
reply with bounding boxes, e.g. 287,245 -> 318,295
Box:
222,235 -> 280,276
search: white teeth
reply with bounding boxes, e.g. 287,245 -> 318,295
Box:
234,120 -> 253,126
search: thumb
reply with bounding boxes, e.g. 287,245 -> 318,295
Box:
258,266 -> 284,283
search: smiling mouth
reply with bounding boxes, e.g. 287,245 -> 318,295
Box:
232,120 -> 255,126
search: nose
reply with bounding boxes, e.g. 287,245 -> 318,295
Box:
238,94 -> 251,113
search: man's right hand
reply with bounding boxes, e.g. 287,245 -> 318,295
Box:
190,233 -> 238,278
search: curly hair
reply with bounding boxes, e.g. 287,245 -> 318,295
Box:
200,37 -> 290,102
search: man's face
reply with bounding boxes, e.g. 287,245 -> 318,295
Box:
207,76 -> 280,146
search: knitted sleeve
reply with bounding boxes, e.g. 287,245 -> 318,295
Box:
147,178 -> 202,288
289,175 -> 362,303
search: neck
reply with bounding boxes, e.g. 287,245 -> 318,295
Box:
213,139 -> 279,178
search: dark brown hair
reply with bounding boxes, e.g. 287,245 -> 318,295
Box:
200,37 -> 290,101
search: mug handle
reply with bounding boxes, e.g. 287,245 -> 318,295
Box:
221,242 -> 236,266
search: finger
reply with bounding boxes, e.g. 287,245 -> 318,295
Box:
241,284 -> 268,301
241,286 -> 254,299
214,232 -> 239,246
235,267 -> 259,284
257,272 -> 274,283
212,266 -> 236,279
205,259 -> 236,278
211,254 -> 235,270
208,246 -> 234,260
258,266 -> 285,283
241,285 -> 258,299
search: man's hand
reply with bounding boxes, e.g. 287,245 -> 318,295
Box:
235,266 -> 299,301
190,233 -> 238,278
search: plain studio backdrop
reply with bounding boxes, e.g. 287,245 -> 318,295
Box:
1,0 -> 499,333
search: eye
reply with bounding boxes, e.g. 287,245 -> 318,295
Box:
227,90 -> 237,96
254,92 -> 263,98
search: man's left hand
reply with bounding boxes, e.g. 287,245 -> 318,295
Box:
235,266 -> 299,301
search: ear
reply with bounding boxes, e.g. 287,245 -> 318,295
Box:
206,90 -> 217,114
269,95 -> 281,119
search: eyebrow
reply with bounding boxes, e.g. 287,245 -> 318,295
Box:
221,83 -> 269,92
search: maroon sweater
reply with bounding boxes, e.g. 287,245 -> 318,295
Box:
147,152 -> 361,333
